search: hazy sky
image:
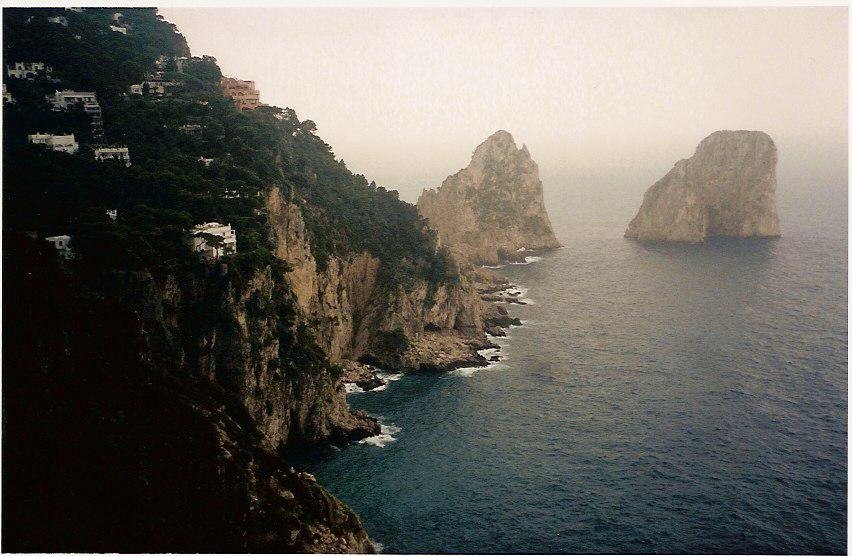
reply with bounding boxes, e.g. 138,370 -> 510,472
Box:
160,7 -> 847,203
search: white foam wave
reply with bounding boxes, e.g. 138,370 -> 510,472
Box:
450,359 -> 509,377
375,371 -> 403,382
493,284 -> 535,306
508,255 -> 542,265
449,366 -> 479,377
344,382 -> 364,394
449,344 -> 509,377
359,423 -> 401,447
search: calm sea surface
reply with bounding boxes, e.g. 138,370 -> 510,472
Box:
298,181 -> 847,554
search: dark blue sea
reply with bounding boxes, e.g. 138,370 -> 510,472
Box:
301,179 -> 847,554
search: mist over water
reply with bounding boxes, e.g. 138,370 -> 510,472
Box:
300,175 -> 847,554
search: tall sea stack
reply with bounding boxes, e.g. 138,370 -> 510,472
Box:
625,130 -> 781,243
417,130 -> 561,266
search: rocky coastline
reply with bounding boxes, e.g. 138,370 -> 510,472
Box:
339,261 -> 531,394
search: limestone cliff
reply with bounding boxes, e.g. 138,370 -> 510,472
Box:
625,130 -> 781,242
417,130 -> 561,266
135,265 -> 379,449
267,188 -> 493,372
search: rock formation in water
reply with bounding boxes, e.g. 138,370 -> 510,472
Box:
625,130 -> 781,243
417,130 -> 561,266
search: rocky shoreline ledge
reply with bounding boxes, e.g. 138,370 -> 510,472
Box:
338,260 -> 533,395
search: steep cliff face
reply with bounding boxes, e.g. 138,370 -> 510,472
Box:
132,265 -> 378,450
267,188 -> 489,372
3,236 -> 375,553
625,130 -> 781,243
417,130 -> 561,266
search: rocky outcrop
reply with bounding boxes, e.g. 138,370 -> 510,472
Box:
267,187 -> 491,372
417,130 -> 561,266
341,360 -> 386,391
625,130 -> 781,242
123,264 -> 379,450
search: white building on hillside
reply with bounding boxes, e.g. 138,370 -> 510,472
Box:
110,25 -> 127,34
94,147 -> 131,166
47,90 -> 97,110
45,235 -> 74,259
8,62 -> 52,80
106,209 -> 118,220
83,101 -> 102,118
190,222 -> 237,261
28,133 -> 79,154
129,79 -> 180,96
3,84 -> 14,103
48,15 -> 68,26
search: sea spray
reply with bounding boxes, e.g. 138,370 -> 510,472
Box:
359,423 -> 401,447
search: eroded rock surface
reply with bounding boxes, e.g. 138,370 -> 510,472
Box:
417,130 -> 561,265
625,130 -> 781,243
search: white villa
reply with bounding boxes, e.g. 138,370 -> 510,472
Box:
198,157 -> 214,166
129,79 -> 180,96
94,147 -> 131,166
8,62 -> 52,80
28,133 -> 79,154
3,84 -> 14,103
48,16 -> 68,26
179,123 -> 202,133
83,101 -> 102,117
45,235 -> 74,259
47,90 -> 97,110
106,209 -> 118,220
190,222 -> 237,261
110,25 -> 127,35
130,82 -> 160,95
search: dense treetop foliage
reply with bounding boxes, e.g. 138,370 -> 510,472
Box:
3,7 -> 454,287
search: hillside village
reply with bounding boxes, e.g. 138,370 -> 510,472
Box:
4,7 -> 463,551
4,7 -> 273,264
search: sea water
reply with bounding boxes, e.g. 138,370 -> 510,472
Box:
300,177 -> 847,553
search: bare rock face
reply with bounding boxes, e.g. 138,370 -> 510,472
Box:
417,130 -> 561,266
625,130 -> 781,243
267,188 -> 488,372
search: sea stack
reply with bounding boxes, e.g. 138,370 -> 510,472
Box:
417,130 -> 561,266
625,130 -> 781,243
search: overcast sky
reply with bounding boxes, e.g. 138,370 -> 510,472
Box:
160,7 -> 847,203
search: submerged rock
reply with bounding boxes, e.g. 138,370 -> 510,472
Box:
417,130 -> 561,266
625,130 -> 781,243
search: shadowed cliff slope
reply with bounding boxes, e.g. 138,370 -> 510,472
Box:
1,6 -> 482,551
